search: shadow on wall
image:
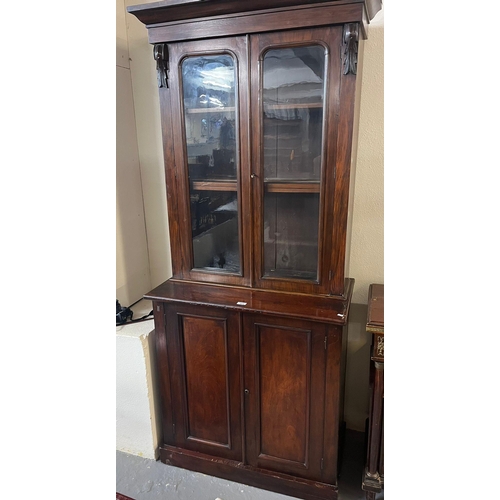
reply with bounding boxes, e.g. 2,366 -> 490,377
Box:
116,61 -> 152,306
345,302 -> 372,431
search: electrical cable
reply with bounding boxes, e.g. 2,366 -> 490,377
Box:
116,299 -> 154,326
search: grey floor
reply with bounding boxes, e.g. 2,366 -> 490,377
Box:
117,430 -> 383,500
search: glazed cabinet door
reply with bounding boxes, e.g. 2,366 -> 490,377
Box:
243,314 -> 328,481
250,26 -> 345,294
161,303 -> 243,461
167,37 -> 252,287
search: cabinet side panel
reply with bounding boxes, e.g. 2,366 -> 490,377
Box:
258,324 -> 310,465
344,38 -> 365,280
330,32 -> 359,294
159,87 -> 183,277
181,315 -> 230,446
153,301 -> 173,444
322,324 -> 343,481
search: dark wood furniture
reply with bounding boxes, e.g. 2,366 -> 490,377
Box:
116,494 -> 135,500
362,284 -> 384,499
127,1 -> 382,499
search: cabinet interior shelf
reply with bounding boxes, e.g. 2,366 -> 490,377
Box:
264,238 -> 318,247
187,107 -> 235,114
191,180 -> 320,193
264,102 -> 323,110
192,180 -> 237,191
264,181 -> 320,193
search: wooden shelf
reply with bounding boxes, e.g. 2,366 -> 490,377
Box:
192,180 -> 237,191
264,102 -> 323,110
187,107 -> 235,114
192,180 -> 320,193
264,181 -> 320,193
264,238 -> 318,248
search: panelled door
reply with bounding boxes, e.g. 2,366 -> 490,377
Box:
164,303 -> 243,461
243,313 -> 328,481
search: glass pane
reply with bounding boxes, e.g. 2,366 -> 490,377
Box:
262,46 -> 325,181
190,190 -> 239,273
182,54 -> 240,273
262,46 -> 325,281
264,193 -> 319,280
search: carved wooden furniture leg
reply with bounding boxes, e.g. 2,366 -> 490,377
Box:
362,284 -> 384,499
379,412 -> 384,485
364,361 -> 383,498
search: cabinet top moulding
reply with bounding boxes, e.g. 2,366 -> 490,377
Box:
127,0 -> 382,42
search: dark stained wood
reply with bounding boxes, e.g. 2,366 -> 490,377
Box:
133,2 -> 368,297
249,32 -> 263,292
153,302 -> 174,443
259,325 -> 310,464
379,418 -> 384,479
147,3 -> 364,44
165,303 -> 243,460
321,324 -> 343,482
266,103 -> 323,110
192,180 -> 237,191
126,0 -> 379,497
362,284 -> 384,498
265,182 -> 321,194
243,315 -> 327,482
181,315 -> 230,445
116,494 -> 135,500
366,283 -> 384,330
329,43 -> 358,295
128,0 -> 382,28
167,36 -> 251,287
251,26 -> 342,295
145,278 -> 354,325
153,43 -> 169,87
160,444 -> 339,500
159,81 -> 183,278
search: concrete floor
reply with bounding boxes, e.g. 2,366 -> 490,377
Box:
116,430 -> 383,500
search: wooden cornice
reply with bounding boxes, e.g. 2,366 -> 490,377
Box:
127,0 -> 382,27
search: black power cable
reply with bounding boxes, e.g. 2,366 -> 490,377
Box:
116,299 -> 153,326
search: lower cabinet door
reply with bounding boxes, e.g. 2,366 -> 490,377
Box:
164,303 -> 243,461
243,314 -> 328,481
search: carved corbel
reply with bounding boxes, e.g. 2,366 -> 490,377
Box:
154,43 -> 169,88
342,23 -> 359,75
376,335 -> 384,358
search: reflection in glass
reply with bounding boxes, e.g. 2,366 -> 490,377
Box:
263,193 -> 319,280
182,54 -> 240,273
262,46 -> 325,280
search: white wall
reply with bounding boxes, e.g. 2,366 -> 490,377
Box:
125,0 -> 173,288
349,9 -> 384,304
343,9 -> 384,431
116,0 -> 152,306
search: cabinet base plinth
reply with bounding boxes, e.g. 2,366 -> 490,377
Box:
362,468 -> 383,493
160,445 -> 338,500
